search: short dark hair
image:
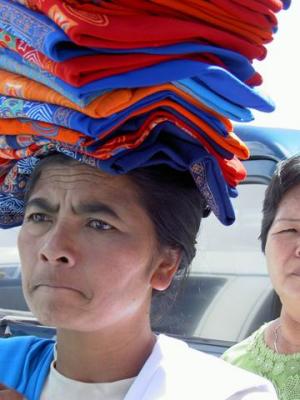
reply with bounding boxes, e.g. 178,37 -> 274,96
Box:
260,154 -> 300,252
24,153 -> 206,273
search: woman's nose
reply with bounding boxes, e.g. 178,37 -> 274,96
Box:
39,222 -> 77,267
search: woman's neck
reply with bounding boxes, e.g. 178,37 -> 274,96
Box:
268,310 -> 300,354
55,322 -> 156,383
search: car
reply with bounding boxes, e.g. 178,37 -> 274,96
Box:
1,125 -> 300,356
153,125 -> 300,355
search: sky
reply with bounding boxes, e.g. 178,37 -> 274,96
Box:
250,1 -> 300,129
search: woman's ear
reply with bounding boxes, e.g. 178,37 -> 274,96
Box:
150,247 -> 182,291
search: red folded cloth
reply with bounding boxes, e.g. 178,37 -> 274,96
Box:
0,28 -> 230,87
15,0 -> 267,60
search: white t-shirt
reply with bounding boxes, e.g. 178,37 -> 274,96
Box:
40,362 -> 134,400
38,335 -> 278,400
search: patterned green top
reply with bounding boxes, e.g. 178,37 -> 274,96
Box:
222,323 -> 300,400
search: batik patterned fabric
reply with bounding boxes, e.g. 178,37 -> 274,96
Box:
0,94 -> 243,148
0,0 -> 75,61
0,47 -> 97,106
0,112 -> 249,169
0,129 -> 241,227
0,118 -> 84,145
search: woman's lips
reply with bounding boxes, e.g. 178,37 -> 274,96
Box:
34,282 -> 87,297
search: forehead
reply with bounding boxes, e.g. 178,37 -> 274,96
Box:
28,162 -> 140,206
276,184 -> 300,217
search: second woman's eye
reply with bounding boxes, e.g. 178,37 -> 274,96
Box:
279,228 -> 297,234
87,219 -> 114,231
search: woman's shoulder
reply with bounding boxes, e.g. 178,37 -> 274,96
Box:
154,334 -> 277,399
0,335 -> 55,356
221,323 -> 269,367
0,335 -> 55,395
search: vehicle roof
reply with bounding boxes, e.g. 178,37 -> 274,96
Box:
234,125 -> 300,160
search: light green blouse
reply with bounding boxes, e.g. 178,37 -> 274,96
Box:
222,323 -> 300,400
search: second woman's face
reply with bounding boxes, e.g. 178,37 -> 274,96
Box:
265,184 -> 300,309
18,162 -> 179,332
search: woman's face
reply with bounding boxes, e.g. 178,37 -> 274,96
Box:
265,184 -> 300,312
18,162 -> 179,331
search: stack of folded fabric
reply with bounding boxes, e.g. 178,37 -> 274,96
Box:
0,0 -> 291,228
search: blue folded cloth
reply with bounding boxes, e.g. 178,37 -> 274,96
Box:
283,0 -> 291,9
0,52 -> 253,122
0,92 -> 228,139
0,48 -> 98,106
177,77 -> 275,113
99,110 -> 233,159
0,0 -> 88,61
174,81 -> 254,122
96,121 -> 236,225
0,47 -> 274,113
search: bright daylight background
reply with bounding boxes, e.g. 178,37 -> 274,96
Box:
251,1 -> 300,129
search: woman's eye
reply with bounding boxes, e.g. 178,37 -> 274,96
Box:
279,228 -> 297,234
26,213 -> 50,223
88,219 -> 114,231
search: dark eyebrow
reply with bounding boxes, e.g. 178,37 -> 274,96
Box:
74,202 -> 121,220
25,197 -> 121,220
25,198 -> 59,213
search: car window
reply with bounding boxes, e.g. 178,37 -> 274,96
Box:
0,227 -> 26,312
153,181 -> 280,343
0,227 -> 20,261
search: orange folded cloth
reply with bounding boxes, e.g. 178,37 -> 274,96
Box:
0,69 -> 130,119
0,69 -> 231,129
0,119 -> 84,146
0,105 -> 248,160
0,116 -> 246,188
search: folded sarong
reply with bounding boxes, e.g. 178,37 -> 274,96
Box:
0,94 -> 231,140
145,0 -> 275,38
0,28 -> 259,87
0,69 -> 239,125
174,81 -> 254,122
0,0 -> 290,231
0,47 -> 274,110
0,107 -> 249,162
0,0 -> 266,61
0,125 -> 244,226
0,118 -> 83,145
